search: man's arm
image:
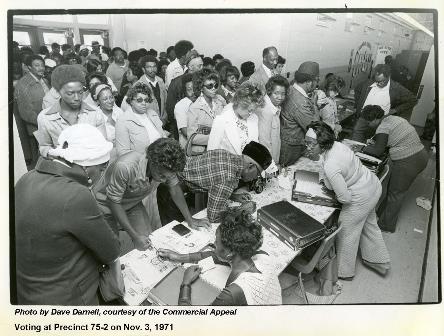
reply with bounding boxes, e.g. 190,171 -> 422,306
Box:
206,182 -> 236,223
295,99 -> 320,131
168,183 -> 210,229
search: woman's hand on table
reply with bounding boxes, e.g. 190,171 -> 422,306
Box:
230,192 -> 252,203
157,248 -> 182,262
187,217 -> 211,230
134,235 -> 152,251
182,265 -> 202,285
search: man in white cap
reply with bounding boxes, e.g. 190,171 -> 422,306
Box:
15,124 -> 120,305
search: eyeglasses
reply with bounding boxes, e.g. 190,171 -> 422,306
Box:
203,83 -> 219,90
134,97 -> 150,103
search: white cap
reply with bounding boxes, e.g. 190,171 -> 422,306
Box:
44,58 -> 56,68
306,128 -> 317,139
49,124 -> 113,166
79,44 -> 88,51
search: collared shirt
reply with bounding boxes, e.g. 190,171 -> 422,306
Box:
293,83 -> 309,98
174,97 -> 193,148
262,64 -> 273,78
100,105 -> 124,143
221,85 -> 235,102
145,75 -> 158,87
179,150 -> 243,223
29,72 -> 50,94
35,100 -> 106,157
93,151 -> 179,215
363,80 -> 391,115
264,94 -> 280,115
165,58 -> 186,88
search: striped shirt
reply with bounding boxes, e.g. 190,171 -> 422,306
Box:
376,115 -> 424,160
178,150 -> 243,223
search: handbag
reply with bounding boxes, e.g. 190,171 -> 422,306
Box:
185,124 -> 212,157
98,259 -> 125,302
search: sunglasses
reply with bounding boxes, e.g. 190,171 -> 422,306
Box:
134,97 -> 150,103
203,83 -> 219,90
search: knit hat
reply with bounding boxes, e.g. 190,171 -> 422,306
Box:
242,141 -> 272,171
48,124 -> 112,166
51,64 -> 86,91
295,61 -> 320,77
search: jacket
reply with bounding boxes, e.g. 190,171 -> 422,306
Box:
354,79 -> 417,120
115,106 -> 167,156
247,64 -> 270,92
207,103 -> 259,155
257,95 -> 281,163
14,73 -> 48,135
187,94 -> 226,153
165,73 -> 186,124
280,85 -> 319,145
35,100 -> 106,157
15,158 -> 120,305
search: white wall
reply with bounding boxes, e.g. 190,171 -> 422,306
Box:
110,12 -> 416,73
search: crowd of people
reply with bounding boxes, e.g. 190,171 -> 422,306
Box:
13,38 -> 426,305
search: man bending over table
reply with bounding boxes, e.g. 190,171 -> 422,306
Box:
158,141 -> 272,223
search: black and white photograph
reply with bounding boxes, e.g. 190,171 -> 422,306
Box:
3,1 -> 442,335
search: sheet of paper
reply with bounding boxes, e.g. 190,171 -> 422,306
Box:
120,248 -> 178,305
198,256 -> 216,273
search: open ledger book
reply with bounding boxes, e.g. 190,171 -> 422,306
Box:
120,221 -> 229,305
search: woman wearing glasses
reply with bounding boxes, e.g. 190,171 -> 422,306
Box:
115,82 -> 168,156
208,81 -> 265,155
186,69 -> 226,154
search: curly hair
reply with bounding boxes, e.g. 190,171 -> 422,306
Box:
307,121 -> 335,152
361,105 -> 385,121
192,69 -> 220,95
240,61 -> 255,77
220,65 -> 240,84
265,75 -> 289,96
146,138 -> 186,173
219,209 -> 263,259
232,81 -> 265,109
126,82 -> 153,105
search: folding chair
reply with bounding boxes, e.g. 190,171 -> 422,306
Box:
289,226 -> 342,304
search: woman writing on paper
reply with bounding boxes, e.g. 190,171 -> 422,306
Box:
305,121 -> 390,280
157,208 -> 282,305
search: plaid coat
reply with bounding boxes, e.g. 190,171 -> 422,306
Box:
179,150 -> 243,223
